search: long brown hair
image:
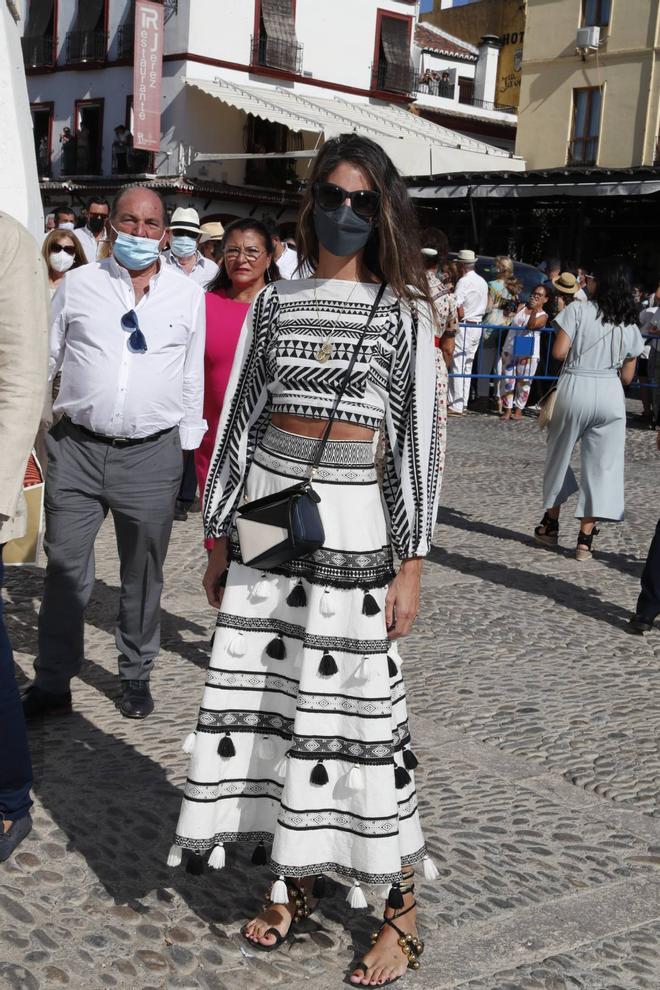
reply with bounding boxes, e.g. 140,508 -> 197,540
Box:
297,134 -> 432,308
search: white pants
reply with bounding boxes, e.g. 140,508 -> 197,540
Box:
448,326 -> 482,413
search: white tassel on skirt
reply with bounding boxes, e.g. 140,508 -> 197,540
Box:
208,844 -> 226,870
269,875 -> 289,904
347,881 -> 368,909
167,844 -> 182,867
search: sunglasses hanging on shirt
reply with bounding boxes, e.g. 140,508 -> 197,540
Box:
121,309 -> 148,353
313,182 -> 380,219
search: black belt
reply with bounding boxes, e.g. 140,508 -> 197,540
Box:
67,418 -> 175,448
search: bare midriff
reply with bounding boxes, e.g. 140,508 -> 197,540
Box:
271,413 -> 375,442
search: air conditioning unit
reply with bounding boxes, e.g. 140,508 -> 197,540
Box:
576,26 -> 600,50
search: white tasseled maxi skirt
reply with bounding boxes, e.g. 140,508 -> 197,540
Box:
173,425 -> 429,886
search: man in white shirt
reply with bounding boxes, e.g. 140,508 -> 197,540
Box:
162,207 -> 218,289
448,249 -> 489,415
22,186 -> 206,722
162,208 -> 217,519
269,223 -> 299,279
74,196 -> 110,264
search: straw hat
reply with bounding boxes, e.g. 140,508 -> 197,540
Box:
199,221 -> 225,243
552,271 -> 580,295
457,249 -> 477,263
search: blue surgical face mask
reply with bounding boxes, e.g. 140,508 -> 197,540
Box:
58,221 -> 75,231
111,225 -> 164,270
170,233 -> 198,258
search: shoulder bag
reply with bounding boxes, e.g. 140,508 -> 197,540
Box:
235,282 -> 387,570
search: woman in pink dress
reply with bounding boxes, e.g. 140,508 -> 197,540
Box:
197,220 -> 281,546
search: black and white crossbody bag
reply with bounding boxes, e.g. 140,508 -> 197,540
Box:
235,282 -> 387,570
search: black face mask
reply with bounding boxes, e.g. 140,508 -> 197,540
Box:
313,204 -> 372,258
88,215 -> 106,235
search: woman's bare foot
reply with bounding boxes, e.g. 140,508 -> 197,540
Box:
512,408 -> 523,421
500,410 -> 512,421
242,878 -> 316,948
350,889 -> 419,986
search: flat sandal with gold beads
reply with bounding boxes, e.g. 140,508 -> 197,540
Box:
240,877 -> 321,953
352,876 -> 424,986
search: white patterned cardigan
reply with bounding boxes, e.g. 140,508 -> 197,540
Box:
203,278 -> 441,560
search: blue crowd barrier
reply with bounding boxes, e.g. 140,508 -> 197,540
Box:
447,323 -> 559,383
446,322 -> 657,389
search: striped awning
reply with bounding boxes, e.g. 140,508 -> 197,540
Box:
184,76 -> 525,176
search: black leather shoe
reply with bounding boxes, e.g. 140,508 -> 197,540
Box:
0,814 -> 33,863
118,680 -> 154,719
626,613 -> 654,635
22,684 -> 72,720
174,500 -> 189,522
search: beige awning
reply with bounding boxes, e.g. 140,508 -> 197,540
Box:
185,76 -> 525,176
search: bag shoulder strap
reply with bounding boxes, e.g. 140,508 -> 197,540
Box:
308,281 -> 387,478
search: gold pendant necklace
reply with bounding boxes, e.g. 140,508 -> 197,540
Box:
315,340 -> 333,363
313,278 -> 360,363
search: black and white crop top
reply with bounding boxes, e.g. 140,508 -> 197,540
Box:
203,278 -> 441,559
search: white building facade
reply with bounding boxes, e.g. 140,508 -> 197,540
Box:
20,0 -> 523,224
412,23 -> 517,153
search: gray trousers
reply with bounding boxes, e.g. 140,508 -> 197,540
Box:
35,418 -> 183,692
542,372 -> 626,522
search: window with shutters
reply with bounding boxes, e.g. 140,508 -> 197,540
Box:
71,99 -> 105,175
458,76 -> 475,105
582,0 -> 611,27
252,0 -> 303,75
372,13 -> 414,95
117,1 -> 136,60
568,87 -> 603,165
244,113 -> 302,189
31,103 -> 54,176
66,0 -> 108,64
22,0 -> 56,68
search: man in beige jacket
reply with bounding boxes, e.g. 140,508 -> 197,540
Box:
0,212 -> 49,861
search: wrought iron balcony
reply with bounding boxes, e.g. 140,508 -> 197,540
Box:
250,34 -> 303,74
415,76 -> 454,100
22,35 -> 55,69
469,96 -> 517,115
372,61 -> 415,96
117,23 -> 134,59
66,29 -> 108,64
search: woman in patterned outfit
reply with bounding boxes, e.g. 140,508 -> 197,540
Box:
169,134 -> 442,987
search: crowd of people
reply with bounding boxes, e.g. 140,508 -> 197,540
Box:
1,131 -> 659,987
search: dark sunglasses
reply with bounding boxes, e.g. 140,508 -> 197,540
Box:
121,309 -> 148,353
51,243 -> 76,256
314,181 -> 380,219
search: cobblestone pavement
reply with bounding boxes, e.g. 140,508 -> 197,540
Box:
3,408 -> 660,989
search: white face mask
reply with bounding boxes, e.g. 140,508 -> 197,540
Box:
57,222 -> 75,231
49,250 -> 75,274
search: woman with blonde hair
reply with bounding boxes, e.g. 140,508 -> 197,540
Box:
41,228 -> 86,297
499,283 -> 549,420
482,255 -> 521,411
38,229 -> 88,468
169,133 -> 442,987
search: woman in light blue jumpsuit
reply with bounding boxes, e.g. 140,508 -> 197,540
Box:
534,259 -> 644,560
